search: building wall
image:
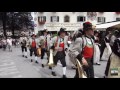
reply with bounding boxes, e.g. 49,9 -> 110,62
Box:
32,12 -> 120,34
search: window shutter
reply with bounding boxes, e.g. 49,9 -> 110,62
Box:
104,17 -> 105,23
44,16 -> 46,22
77,16 -> 78,22
57,16 -> 59,22
84,17 -> 86,21
51,16 -> 53,22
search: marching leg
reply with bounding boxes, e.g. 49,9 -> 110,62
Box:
30,49 -> 33,62
21,46 -> 24,57
41,48 -> 45,67
35,56 -> 38,63
51,66 -> 56,76
63,67 -> 67,78
24,47 -> 28,58
34,48 -> 38,64
41,48 -> 45,59
51,56 -> 58,76
60,56 -> 67,78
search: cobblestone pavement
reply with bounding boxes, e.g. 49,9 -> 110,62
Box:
0,46 -> 107,78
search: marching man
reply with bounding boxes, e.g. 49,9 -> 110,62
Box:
50,28 -> 68,78
39,29 -> 51,67
68,22 -> 95,78
20,34 -> 28,58
28,34 -> 40,63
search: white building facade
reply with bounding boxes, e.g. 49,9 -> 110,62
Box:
31,12 -> 120,34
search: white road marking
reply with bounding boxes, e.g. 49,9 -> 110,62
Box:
0,66 -> 17,71
0,68 -> 19,73
0,71 -> 20,76
0,62 -> 15,67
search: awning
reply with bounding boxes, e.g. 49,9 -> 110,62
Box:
96,21 -> 120,29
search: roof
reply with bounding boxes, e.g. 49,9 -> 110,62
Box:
96,21 -> 120,29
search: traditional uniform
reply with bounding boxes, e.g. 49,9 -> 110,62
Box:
39,31 -> 51,67
20,36 -> 28,58
28,34 -> 40,63
68,22 -> 95,78
39,34 -> 51,60
50,28 -> 68,78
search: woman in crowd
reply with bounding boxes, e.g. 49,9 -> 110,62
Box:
101,31 -> 112,61
105,30 -> 120,78
93,30 -> 101,65
2,37 -> 7,51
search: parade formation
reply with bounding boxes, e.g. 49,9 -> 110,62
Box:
0,21 -> 120,78
0,12 -> 120,78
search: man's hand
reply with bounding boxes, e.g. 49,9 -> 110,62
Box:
82,58 -> 88,66
65,48 -> 68,52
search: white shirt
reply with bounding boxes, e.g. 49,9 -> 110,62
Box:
7,39 -> 12,46
2,40 -> 7,45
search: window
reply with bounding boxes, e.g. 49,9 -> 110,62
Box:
77,16 -> 86,22
51,16 -> 59,22
97,17 -> 105,23
38,16 -> 46,22
64,15 -> 70,22
116,18 -> 120,21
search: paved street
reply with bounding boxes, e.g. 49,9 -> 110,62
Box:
0,46 -> 107,78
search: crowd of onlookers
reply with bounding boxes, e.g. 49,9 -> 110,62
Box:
0,37 -> 20,51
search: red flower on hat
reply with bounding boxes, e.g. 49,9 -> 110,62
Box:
85,22 -> 91,24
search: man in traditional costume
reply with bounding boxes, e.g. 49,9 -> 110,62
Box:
68,22 -> 95,78
20,34 -> 28,58
28,34 -> 40,63
39,29 -> 51,67
50,28 -> 68,78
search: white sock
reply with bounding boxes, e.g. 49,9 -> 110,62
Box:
30,55 -> 34,60
41,59 -> 43,64
52,66 -> 55,72
22,51 -> 24,56
63,67 -> 66,75
24,52 -> 27,56
35,56 -> 37,61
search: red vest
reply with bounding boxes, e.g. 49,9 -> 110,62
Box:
82,38 -> 94,59
32,40 -> 36,48
59,39 -> 64,49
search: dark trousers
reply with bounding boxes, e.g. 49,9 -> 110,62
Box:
53,51 -> 66,67
21,46 -> 27,52
105,54 -> 111,76
41,48 -> 46,59
41,48 -> 50,60
100,44 -> 106,59
3,45 -> 6,51
30,47 -> 37,56
74,59 -> 94,78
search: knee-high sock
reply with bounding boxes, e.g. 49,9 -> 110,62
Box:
63,67 -> 66,75
22,51 -> 24,56
24,52 -> 27,56
35,56 -> 37,61
30,55 -> 34,60
51,66 -> 55,72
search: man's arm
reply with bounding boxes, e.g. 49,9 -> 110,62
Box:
69,38 -> 83,61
